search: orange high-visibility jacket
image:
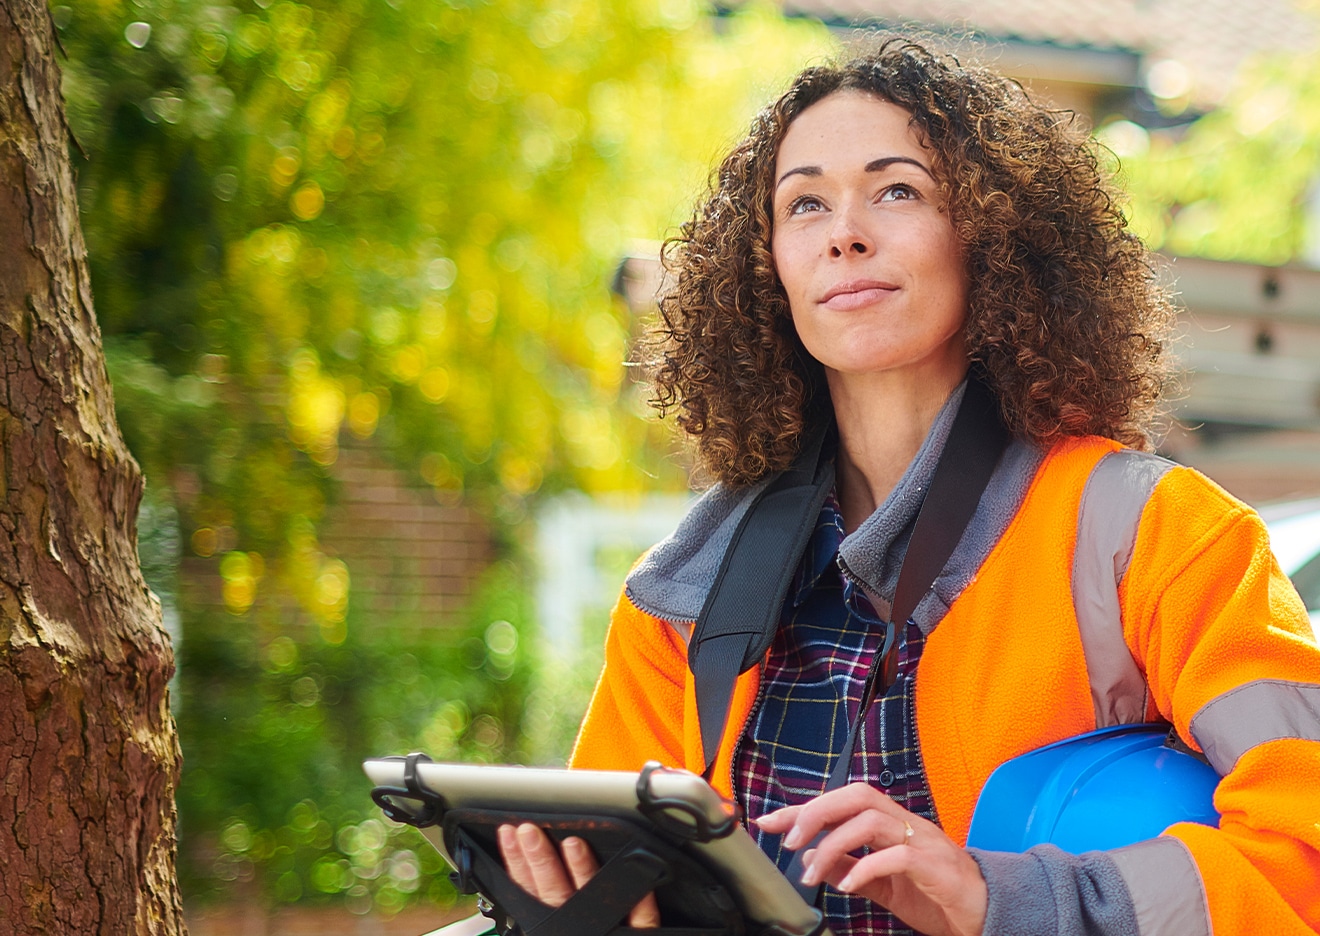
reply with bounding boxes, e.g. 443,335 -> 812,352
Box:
570,435 -> 1320,935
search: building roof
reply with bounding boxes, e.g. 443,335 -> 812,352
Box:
784,0 -> 1319,109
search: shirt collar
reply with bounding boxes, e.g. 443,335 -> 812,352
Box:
790,491 -> 847,607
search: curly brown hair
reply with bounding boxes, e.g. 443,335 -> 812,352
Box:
650,38 -> 1174,486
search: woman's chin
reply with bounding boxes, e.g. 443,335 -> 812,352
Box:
818,349 -> 969,387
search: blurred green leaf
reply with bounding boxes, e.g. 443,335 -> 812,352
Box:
1118,45 -> 1320,265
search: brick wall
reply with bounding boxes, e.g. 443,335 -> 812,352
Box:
321,444 -> 492,621
180,440 -> 492,626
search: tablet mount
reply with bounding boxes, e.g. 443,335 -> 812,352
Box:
371,755 -> 826,936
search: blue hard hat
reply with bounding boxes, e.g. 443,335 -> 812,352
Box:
965,724 -> 1221,854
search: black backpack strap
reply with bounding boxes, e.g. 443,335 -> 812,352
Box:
877,373 -> 1008,698
688,419 -> 836,780
890,375 -> 1007,631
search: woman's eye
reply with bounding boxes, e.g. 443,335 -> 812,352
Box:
787,196 -> 825,215
880,183 -> 919,202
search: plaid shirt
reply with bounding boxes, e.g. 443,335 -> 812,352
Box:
734,494 -> 937,936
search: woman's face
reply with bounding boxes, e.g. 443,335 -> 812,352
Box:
771,92 -> 969,385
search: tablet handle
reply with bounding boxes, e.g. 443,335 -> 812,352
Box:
370,752 -> 442,828
635,762 -> 738,844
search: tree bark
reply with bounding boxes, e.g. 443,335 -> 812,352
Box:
0,1 -> 186,932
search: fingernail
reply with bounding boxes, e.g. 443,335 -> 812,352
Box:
783,827 -> 802,849
800,860 -> 818,887
837,874 -> 855,893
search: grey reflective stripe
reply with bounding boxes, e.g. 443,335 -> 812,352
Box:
1190,678 -> 1320,776
1110,837 -> 1211,936
1073,450 -> 1175,727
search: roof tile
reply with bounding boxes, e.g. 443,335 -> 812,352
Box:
787,0 -> 1319,107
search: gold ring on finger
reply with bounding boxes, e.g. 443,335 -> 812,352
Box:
902,820 -> 914,845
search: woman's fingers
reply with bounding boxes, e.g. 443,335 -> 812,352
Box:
560,836 -> 659,928
799,846 -> 862,889
499,826 -> 592,902
754,802 -> 803,834
835,844 -> 914,893
798,810 -> 903,886
629,891 -> 661,928
497,826 -> 659,929
560,836 -> 600,890
758,782 -> 896,849
516,823 -> 577,906
836,839 -> 987,936
498,824 -> 537,895
760,786 -> 988,936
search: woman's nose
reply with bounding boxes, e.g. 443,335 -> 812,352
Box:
827,204 -> 874,258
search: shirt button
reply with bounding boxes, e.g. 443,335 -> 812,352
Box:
878,769 -> 895,788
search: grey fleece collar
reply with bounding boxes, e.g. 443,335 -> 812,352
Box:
834,381 -> 966,620
625,383 -> 1045,636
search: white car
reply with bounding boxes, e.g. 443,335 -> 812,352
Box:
1260,498 -> 1320,633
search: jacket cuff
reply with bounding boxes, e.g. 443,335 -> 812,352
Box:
968,845 -> 1139,936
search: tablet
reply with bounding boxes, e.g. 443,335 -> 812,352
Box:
365,756 -> 830,936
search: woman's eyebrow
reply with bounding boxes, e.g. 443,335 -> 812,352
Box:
775,165 -> 821,190
865,155 -> 933,177
775,155 -> 933,191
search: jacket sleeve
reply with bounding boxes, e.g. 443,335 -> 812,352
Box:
970,465 -> 1320,936
968,846 -> 1140,936
1113,467 -> 1320,935
567,584 -> 690,772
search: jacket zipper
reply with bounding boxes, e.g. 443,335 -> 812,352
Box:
906,653 -> 939,826
729,656 -> 770,822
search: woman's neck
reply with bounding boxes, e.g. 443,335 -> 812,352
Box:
828,363 -> 968,533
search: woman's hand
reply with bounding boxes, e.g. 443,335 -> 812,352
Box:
496,823 -> 660,928
756,783 -> 987,936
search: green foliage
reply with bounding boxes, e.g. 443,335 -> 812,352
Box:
1113,49 -> 1320,265
61,0 -> 832,609
58,0 -> 834,915
177,560 -> 530,907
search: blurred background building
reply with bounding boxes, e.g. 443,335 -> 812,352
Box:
789,0 -> 1319,120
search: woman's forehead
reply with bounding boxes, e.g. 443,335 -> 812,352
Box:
774,92 -> 931,180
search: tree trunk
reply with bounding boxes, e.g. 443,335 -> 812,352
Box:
0,1 -> 186,932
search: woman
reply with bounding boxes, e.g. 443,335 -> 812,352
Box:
500,39 -> 1320,936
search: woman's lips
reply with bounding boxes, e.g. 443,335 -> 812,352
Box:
819,280 -> 899,310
